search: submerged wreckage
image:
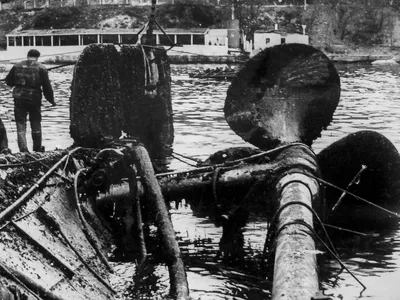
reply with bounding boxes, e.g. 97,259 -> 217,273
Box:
0,41 -> 400,300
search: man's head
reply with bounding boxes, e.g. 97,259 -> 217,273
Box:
27,49 -> 40,60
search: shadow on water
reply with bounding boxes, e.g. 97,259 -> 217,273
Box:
111,204 -> 272,300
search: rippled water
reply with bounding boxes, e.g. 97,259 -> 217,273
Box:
1,62 -> 400,300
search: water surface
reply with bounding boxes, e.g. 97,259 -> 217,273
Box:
1,62 -> 400,300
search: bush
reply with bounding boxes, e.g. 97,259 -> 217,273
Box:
26,7 -> 82,29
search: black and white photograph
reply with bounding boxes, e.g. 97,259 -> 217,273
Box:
0,0 -> 400,299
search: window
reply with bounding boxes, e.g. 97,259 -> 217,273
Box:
101,34 -> 118,44
158,34 -> 175,46
81,35 -> 98,45
121,34 -> 138,44
54,35 -> 79,46
140,35 -> 156,45
177,34 -> 191,45
8,37 -> 15,47
35,36 -> 51,46
281,38 -> 286,44
23,36 -> 34,46
193,35 -> 205,45
15,36 -> 22,46
265,38 -> 270,44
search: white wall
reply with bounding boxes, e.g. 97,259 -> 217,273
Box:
286,33 -> 309,45
207,29 -> 228,46
254,32 -> 281,51
1,43 -> 229,62
251,32 -> 309,57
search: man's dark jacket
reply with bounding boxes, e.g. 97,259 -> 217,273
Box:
5,59 -> 54,104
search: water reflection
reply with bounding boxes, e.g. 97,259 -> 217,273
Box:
1,62 -> 400,299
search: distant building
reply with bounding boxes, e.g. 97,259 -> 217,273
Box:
1,27 -> 231,61
252,29 -> 309,56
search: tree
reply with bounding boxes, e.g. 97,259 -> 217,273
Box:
227,0 -> 265,37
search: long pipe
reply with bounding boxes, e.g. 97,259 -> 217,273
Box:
132,144 -> 189,300
271,173 -> 320,300
0,147 -> 81,224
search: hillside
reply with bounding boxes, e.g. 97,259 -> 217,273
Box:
1,2 -> 400,56
0,4 -> 231,49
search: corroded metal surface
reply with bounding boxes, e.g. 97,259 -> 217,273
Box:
225,44 -> 340,150
70,44 -> 173,155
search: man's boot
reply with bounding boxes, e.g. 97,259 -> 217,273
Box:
32,130 -> 43,152
16,122 -> 28,152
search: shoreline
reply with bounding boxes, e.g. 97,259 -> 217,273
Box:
45,53 -> 399,64
1,52 -> 398,67
326,54 -> 397,63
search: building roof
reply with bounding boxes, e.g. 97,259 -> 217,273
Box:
254,30 -> 306,36
154,28 -> 208,34
7,27 -> 209,36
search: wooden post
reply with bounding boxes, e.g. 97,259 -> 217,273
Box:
132,144 -> 189,300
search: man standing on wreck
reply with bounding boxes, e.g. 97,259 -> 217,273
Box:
5,49 -> 56,152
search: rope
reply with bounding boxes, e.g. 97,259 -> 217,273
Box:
1,61 -> 75,82
274,219 -> 366,290
94,147 -> 124,159
264,199 -> 338,258
154,19 -> 176,51
323,223 -> 379,237
331,165 -> 367,212
268,166 -> 400,221
155,142 -> 316,179
26,153 -> 73,183
73,169 -> 114,273
140,45 -> 148,88
304,172 -> 400,219
170,151 -> 202,164
171,153 -> 198,168
263,177 -> 368,290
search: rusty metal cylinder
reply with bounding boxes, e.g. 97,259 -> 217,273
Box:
70,44 -> 173,156
272,173 -> 320,300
